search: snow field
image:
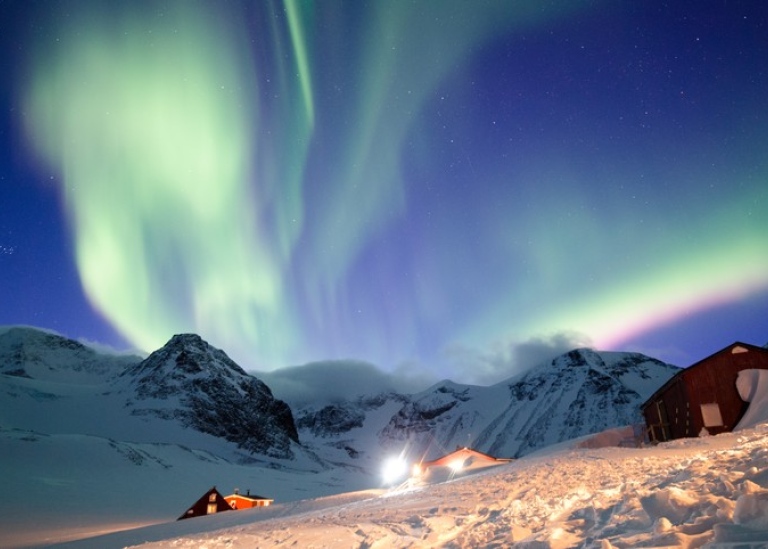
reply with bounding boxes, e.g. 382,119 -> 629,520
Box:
102,425 -> 768,549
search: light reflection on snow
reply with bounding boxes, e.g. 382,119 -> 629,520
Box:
381,455 -> 409,486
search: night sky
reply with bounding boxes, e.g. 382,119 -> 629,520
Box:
1,1 -> 767,384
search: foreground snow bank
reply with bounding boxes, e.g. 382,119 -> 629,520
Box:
736,369 -> 768,431
56,424 -> 768,549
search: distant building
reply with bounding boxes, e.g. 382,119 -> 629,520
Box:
178,486 -> 233,520
225,489 -> 273,509
642,342 -> 768,443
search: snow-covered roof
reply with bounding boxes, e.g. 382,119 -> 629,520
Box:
226,492 -> 273,502
420,447 -> 511,469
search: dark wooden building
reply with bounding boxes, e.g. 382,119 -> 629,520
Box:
178,486 -> 233,520
642,342 -> 768,443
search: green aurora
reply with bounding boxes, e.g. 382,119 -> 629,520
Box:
16,1 -> 768,377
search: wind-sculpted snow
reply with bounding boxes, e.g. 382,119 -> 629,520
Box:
121,334 -> 299,458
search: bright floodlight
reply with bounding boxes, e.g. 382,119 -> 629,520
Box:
382,456 -> 408,485
448,458 -> 465,473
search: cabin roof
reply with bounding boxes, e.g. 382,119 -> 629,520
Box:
227,492 -> 273,501
641,341 -> 768,411
178,486 -> 232,521
422,446 -> 511,468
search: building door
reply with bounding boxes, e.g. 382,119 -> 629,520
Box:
654,400 -> 670,442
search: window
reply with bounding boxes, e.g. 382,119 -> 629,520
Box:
701,403 -> 723,427
206,492 -> 219,514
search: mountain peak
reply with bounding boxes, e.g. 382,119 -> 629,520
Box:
120,334 -> 299,458
0,325 -> 139,382
561,348 -> 603,367
126,333 -> 249,382
376,348 -> 679,460
167,333 -> 206,346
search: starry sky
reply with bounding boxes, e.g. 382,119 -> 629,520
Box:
1,1 -> 767,384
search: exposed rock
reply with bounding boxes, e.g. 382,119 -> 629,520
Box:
121,334 -> 299,459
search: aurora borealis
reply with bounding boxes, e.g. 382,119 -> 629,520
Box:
2,1 -> 767,383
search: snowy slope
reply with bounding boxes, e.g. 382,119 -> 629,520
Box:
118,333 -> 299,459
0,330 -> 305,462
298,349 -> 680,470
476,349 -> 680,457
0,327 -> 686,548
0,427 -> 375,548
89,370 -> 768,548
0,326 -> 141,383
50,424 -> 768,549
294,392 -> 411,472
0,328 -> 377,547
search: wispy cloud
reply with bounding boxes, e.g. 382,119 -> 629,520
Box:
441,331 -> 593,385
257,359 -> 435,407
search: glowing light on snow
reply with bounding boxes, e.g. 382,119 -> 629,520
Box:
448,458 -> 466,473
381,455 -> 409,485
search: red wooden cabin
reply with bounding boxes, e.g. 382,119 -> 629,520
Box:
225,489 -> 273,509
178,486 -> 233,520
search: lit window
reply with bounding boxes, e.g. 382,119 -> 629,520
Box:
701,403 -> 723,427
207,503 -> 218,514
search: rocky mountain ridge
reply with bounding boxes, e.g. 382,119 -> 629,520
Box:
120,333 -> 299,459
298,348 -> 681,464
1,326 -> 681,471
0,326 -> 141,382
0,327 -> 300,462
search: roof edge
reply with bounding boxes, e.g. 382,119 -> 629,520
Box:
640,341 -> 768,410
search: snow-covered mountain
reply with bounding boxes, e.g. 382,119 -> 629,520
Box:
1,326 -> 685,547
119,333 -> 299,459
294,392 -> 411,471
1,326 -> 680,470
0,328 -> 310,464
295,349 -> 680,468
0,326 -> 141,382
1,327 -> 375,546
